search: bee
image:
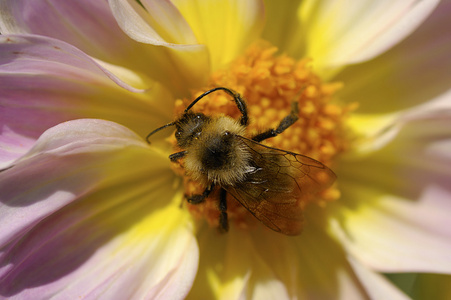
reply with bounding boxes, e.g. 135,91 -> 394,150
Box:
147,87 -> 336,235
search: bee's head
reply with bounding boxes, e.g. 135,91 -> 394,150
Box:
174,112 -> 211,148
145,87 -> 244,146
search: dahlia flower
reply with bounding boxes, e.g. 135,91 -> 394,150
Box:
1,0 -> 450,299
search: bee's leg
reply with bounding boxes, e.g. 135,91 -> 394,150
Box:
170,151 -> 189,208
186,183 -> 215,204
252,101 -> 299,142
218,188 -> 229,233
169,150 -> 187,162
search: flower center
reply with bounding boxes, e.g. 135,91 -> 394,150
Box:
172,41 -> 354,233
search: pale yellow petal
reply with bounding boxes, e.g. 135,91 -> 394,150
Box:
187,216 -> 404,299
262,0 -> 305,58
172,0 -> 265,71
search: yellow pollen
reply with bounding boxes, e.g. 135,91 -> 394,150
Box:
172,41 -> 354,232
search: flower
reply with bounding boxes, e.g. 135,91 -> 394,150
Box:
1,0 -> 451,299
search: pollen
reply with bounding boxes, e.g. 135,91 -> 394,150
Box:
172,41 -> 354,232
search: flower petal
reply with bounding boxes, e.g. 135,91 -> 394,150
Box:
0,1 -> 207,92
291,215 -> 407,300
109,0 -> 197,46
0,119 -> 198,299
0,119 -> 150,248
109,0 -> 210,90
110,0 -> 265,72
0,34 -> 174,167
300,0 -> 440,75
189,225 -> 295,300
336,0 -> 451,114
171,0 -> 265,70
186,226 -> 252,300
0,0 -> 150,74
333,116 -> 451,273
262,0 -> 305,57
348,89 -> 451,155
189,213 -> 407,299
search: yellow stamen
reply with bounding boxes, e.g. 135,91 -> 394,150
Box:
172,41 -> 354,231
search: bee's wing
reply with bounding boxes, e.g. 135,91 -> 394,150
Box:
225,136 -> 336,235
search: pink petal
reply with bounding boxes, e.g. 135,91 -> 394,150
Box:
334,116 -> 451,273
0,34 -> 174,167
336,0 -> 451,114
0,119 -> 198,299
0,1 -> 206,92
0,119 -> 147,248
0,0 -> 148,70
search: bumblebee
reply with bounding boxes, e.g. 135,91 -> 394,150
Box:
147,87 -> 336,235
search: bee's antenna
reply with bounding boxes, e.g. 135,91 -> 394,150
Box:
146,121 -> 175,144
185,87 -> 248,126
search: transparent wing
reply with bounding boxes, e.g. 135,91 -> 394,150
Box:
225,136 -> 336,235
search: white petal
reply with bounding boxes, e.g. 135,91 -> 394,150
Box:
109,0 -> 197,47
334,115 -> 451,273
348,89 -> 451,156
301,0 -> 440,75
336,0 -> 451,115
